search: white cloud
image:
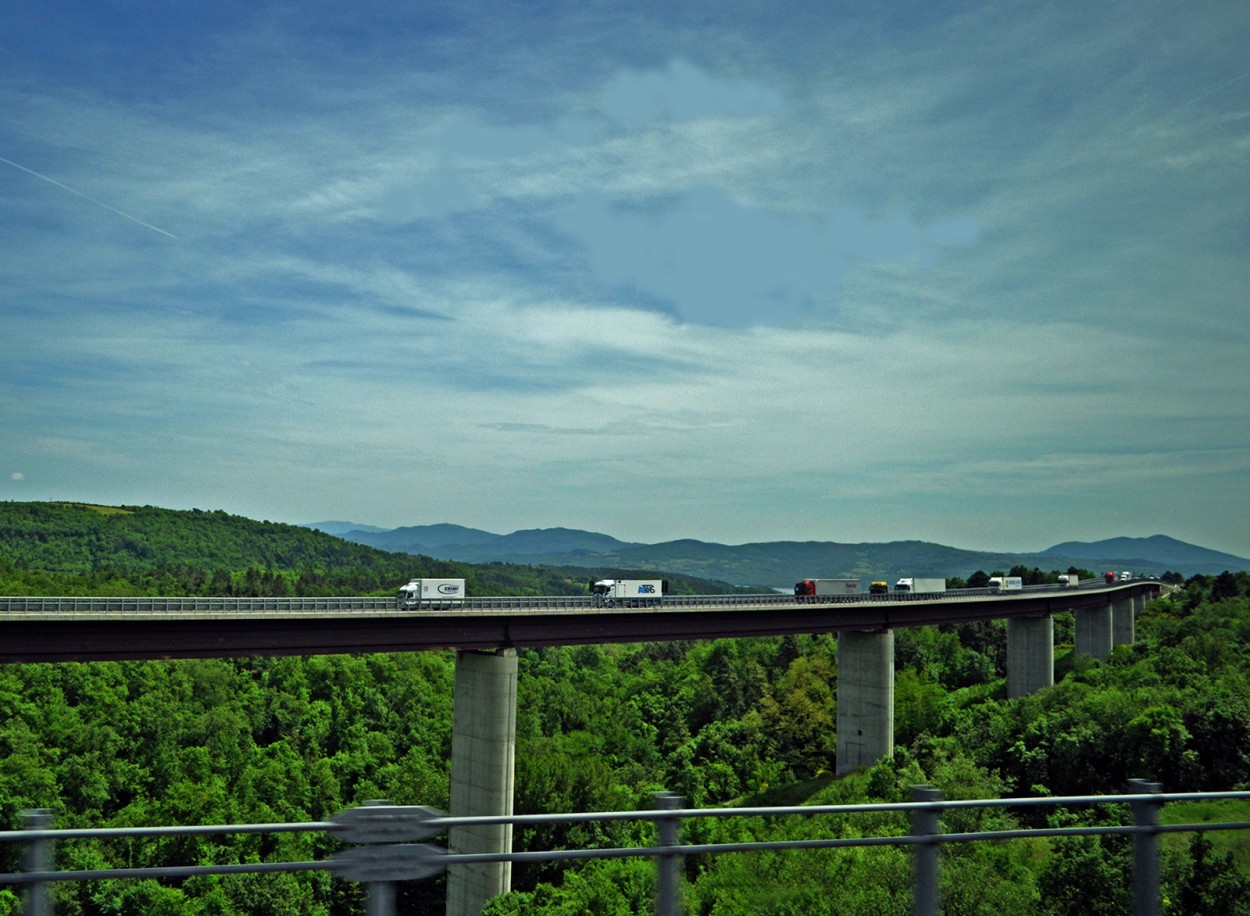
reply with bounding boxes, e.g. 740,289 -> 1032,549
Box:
601,58 -> 784,124
2,1 -> 1248,558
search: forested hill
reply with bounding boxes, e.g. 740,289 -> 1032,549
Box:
0,501 -> 734,597
0,502 -> 401,573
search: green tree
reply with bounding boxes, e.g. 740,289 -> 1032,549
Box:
1168,832 -> 1250,915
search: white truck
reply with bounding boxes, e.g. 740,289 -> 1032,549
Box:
895,578 -> 946,594
1058,574 -> 1080,588
590,578 -> 664,608
989,576 -> 1024,592
794,578 -> 861,599
396,578 -> 466,609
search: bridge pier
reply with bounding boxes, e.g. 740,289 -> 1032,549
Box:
1006,615 -> 1054,698
447,649 -> 518,916
1113,597 -> 1137,647
836,630 -> 894,774
1075,602 -> 1114,661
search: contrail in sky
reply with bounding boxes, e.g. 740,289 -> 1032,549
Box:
0,155 -> 178,240
1174,69 -> 1250,112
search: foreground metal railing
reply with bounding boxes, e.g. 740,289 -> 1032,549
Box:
3,781 -> 1248,915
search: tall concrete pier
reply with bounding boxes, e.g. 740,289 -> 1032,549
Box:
447,649 -> 518,916
1075,602 -> 1114,661
836,630 -> 894,774
1006,615 -> 1054,698
1113,596 -> 1138,647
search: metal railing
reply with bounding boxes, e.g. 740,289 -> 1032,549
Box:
0,581 -> 1144,618
4,782 -> 1247,916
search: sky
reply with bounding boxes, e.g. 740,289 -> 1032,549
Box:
3,1 -> 1250,559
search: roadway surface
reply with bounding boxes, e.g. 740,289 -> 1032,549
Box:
0,582 -> 1159,664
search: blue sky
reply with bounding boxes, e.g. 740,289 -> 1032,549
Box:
4,1 -> 1250,559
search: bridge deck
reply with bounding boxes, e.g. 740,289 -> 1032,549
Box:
0,583 -> 1158,664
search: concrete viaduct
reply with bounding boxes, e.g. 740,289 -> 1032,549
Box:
0,580 -> 1160,914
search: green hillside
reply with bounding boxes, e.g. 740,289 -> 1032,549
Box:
2,501 -> 1249,914
0,501 -> 737,598
0,501 -> 404,572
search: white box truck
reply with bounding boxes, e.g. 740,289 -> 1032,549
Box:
989,576 -> 1023,592
794,578 -> 861,599
895,578 -> 946,594
590,578 -> 664,607
396,578 -> 466,609
1058,574 -> 1080,588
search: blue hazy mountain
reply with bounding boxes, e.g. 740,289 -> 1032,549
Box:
305,520 -> 390,537
1044,535 -> 1250,570
306,523 -> 1249,589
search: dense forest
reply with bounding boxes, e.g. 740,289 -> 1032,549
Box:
1,502 -> 1249,914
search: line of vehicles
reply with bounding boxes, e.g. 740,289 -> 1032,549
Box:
395,571 -> 1112,610
394,577 -> 670,609
795,576 -> 1030,597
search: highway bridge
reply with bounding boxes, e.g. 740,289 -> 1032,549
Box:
0,579 -> 1162,915
0,581 -> 1153,664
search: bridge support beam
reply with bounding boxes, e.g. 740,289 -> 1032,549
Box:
1075,603 -> 1114,661
1006,615 -> 1054,698
836,630 -> 894,775
1113,597 -> 1137,647
447,649 -> 518,916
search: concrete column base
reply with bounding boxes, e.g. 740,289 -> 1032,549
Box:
836,630 -> 894,775
447,649 -> 518,916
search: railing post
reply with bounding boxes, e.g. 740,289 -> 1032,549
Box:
911,786 -> 941,916
1129,779 -> 1161,916
330,802 -> 447,915
24,809 -> 54,916
365,874 -> 395,916
653,792 -> 683,916
362,800 -> 396,916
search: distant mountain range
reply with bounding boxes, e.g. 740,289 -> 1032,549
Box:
304,523 -> 1250,589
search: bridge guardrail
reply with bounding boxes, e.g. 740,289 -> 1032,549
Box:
2,781 -> 1245,916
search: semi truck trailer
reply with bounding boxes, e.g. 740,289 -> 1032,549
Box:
894,578 -> 946,594
396,578 -> 467,609
794,578 -> 861,599
590,578 -> 665,607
